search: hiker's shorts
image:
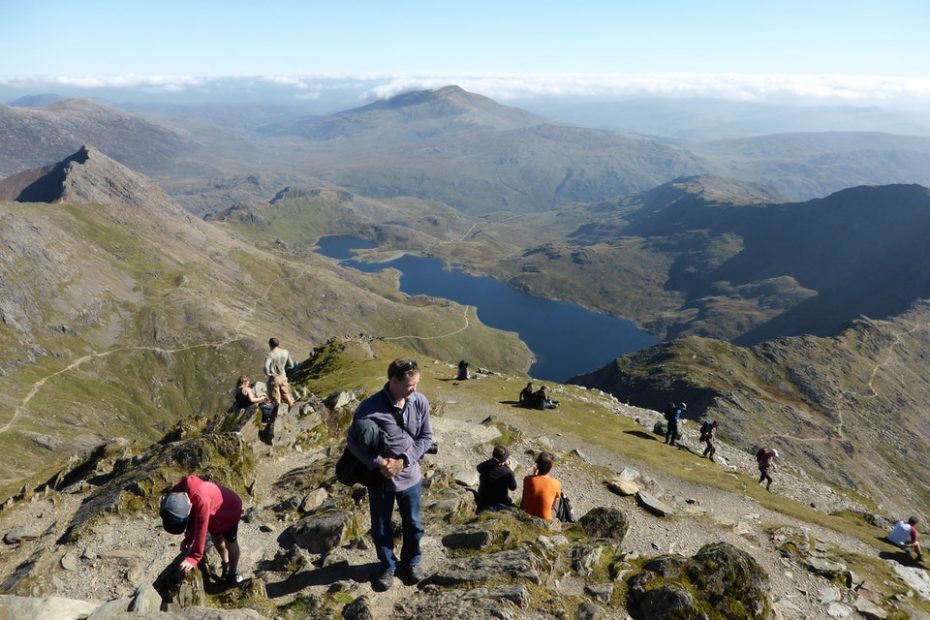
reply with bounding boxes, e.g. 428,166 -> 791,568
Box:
267,374 -> 292,405
221,522 -> 239,543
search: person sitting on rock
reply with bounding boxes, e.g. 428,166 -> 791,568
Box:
756,447 -> 778,491
160,475 -> 244,585
234,375 -> 267,410
521,451 -> 561,520
887,517 -> 923,561
519,382 -> 535,406
475,445 -> 517,512
456,360 -> 471,380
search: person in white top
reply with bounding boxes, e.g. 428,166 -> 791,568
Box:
887,516 -> 923,561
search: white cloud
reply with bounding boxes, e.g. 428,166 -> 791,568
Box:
4,72 -> 930,105
363,73 -> 930,104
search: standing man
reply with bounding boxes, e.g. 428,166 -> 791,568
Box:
756,447 -> 778,491
347,359 -> 433,590
700,419 -> 719,462
264,337 -> 295,409
159,475 -> 244,585
665,402 -> 685,446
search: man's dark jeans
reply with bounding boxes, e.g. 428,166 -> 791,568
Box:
367,481 -> 423,572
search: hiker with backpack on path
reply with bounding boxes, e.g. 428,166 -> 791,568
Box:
664,402 -> 686,446
700,419 -> 719,461
756,447 -> 778,491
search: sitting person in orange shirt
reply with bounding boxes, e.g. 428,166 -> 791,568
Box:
521,451 -> 561,520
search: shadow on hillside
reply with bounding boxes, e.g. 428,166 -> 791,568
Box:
265,561 -> 381,598
878,546 -> 926,568
624,430 -> 660,442
499,400 -> 530,408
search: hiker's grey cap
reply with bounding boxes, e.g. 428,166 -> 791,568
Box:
161,492 -> 191,519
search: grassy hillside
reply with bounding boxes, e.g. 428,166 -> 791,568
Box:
572,301 -> 930,518
0,193 -> 531,499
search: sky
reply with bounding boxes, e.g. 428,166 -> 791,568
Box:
2,0 -> 929,104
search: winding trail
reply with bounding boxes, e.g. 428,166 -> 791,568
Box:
756,318 -> 926,447
383,306 -> 472,341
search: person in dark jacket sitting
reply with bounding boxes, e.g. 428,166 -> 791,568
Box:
475,445 -> 517,512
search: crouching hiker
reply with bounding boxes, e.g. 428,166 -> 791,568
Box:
160,475 -> 244,585
700,419 -> 719,461
756,447 -> 778,491
887,517 -> 924,562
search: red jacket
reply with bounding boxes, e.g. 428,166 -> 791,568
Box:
173,476 -> 242,566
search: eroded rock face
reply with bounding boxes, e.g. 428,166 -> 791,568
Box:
628,542 -> 770,620
427,548 -> 541,586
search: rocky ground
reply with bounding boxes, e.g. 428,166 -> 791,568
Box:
0,345 -> 927,619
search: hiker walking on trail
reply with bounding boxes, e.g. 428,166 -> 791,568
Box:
160,475 -> 244,585
756,447 -> 778,491
887,517 -> 924,561
476,445 -> 517,512
264,337 -> 295,409
700,419 -> 719,461
665,402 -> 685,446
521,451 -> 562,520
347,359 -> 433,591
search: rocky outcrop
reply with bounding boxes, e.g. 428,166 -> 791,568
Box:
628,542 -> 770,620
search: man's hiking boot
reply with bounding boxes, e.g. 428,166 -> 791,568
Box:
373,568 -> 394,591
226,572 -> 245,586
398,563 -> 425,585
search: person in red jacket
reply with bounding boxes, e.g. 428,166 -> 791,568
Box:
160,475 -> 244,585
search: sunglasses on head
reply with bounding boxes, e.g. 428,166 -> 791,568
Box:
397,360 -> 418,373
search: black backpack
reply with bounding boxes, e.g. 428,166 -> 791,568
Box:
553,492 -> 576,523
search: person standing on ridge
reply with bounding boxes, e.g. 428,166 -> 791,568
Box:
264,337 -> 295,410
887,517 -> 924,562
159,475 -> 244,585
475,445 -> 517,512
756,447 -> 778,491
347,358 -> 433,591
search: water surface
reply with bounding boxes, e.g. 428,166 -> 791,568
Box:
316,235 -> 659,381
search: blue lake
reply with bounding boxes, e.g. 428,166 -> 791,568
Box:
316,235 -> 659,382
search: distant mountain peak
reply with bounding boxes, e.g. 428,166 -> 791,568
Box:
12,145 -> 186,216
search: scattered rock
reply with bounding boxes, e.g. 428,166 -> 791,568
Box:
60,551 -> 79,571
826,602 -> 852,617
281,508 -> 355,555
890,563 -> 930,600
605,477 -> 640,497
579,506 -> 629,543
342,595 -> 373,620
805,557 -> 848,581
128,582 -> 162,612
452,470 -> 479,487
300,488 -> 329,513
4,528 -> 39,544
571,544 -> 603,577
441,527 -> 492,550
854,596 -> 889,619
584,582 -> 614,603
427,548 -> 541,586
628,542 -> 769,620
577,601 -> 606,620
636,491 -> 674,517
618,468 -> 640,482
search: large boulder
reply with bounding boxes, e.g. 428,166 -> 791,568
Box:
393,585 -> 530,619
280,507 -> 356,555
427,548 -> 541,586
628,542 -> 770,620
0,595 -> 100,620
579,506 -> 629,543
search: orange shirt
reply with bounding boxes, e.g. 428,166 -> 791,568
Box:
522,474 -> 561,520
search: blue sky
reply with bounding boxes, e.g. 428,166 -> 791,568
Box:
2,1 -> 929,102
